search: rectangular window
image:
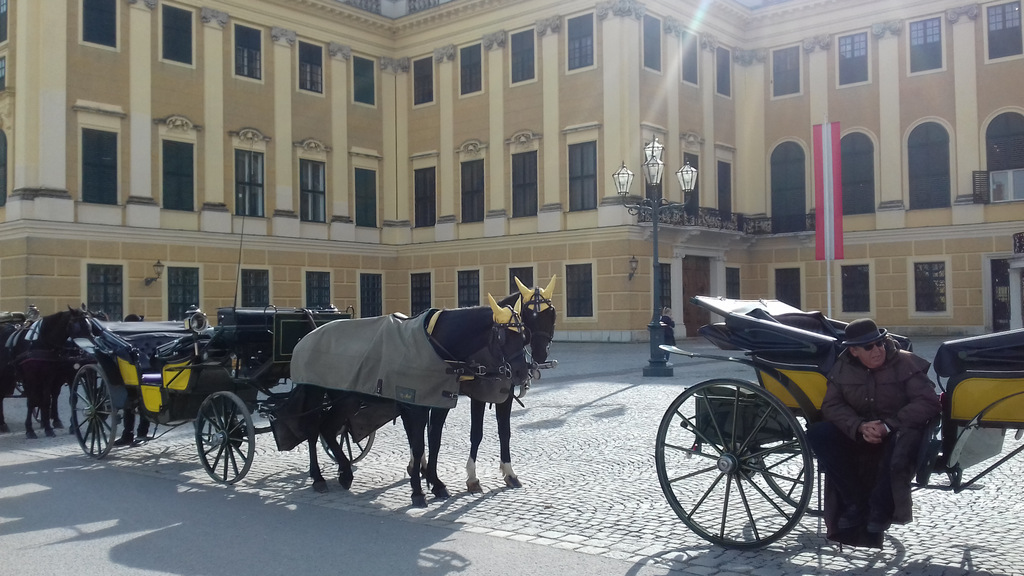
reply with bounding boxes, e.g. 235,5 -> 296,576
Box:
461,159 -> 485,222
567,14 -> 594,71
299,159 -> 326,223
306,271 -> 331,309
509,267 -> 534,294
234,25 -> 261,79
460,44 -> 482,95
241,269 -> 269,307
838,32 -> 868,85
299,42 -> 323,93
162,140 -> 194,211
683,152 -> 700,210
990,169 -> 1024,202
82,128 -> 118,205
413,56 -> 433,105
910,17 -> 943,73
726,267 -> 741,299
355,167 -> 377,227
360,273 -> 383,318
841,264 -> 870,313
512,151 -> 538,217
774,268 -> 801,310
510,29 -> 535,83
914,261 -> 947,312
87,264 -> 123,321
659,262 -> 671,313
681,31 -> 698,84
234,149 -> 264,217
414,167 -> 436,228
568,141 -> 597,211
162,5 -> 192,64
989,2 -> 1023,60
716,46 -> 731,97
717,160 -> 732,214
0,57 -> 7,91
457,270 -> 480,308
353,56 -> 375,105
83,0 -> 117,47
643,14 -> 661,72
772,46 -> 800,97
410,272 -> 432,315
167,266 -> 199,321
0,0 -> 7,44
565,263 -> 593,317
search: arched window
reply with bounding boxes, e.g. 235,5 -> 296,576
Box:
986,112 -> 1024,202
840,132 -> 874,215
907,122 -> 950,210
770,141 -> 806,233
0,130 -> 6,207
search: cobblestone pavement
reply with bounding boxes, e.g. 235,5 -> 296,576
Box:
2,337 -> 1023,575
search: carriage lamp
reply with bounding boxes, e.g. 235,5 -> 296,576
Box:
627,255 -> 639,281
144,260 -> 166,286
615,137 -> 697,377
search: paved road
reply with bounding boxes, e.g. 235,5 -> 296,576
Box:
2,337 -> 1022,576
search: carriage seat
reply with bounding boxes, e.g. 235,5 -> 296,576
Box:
934,328 -> 1024,378
119,332 -> 196,372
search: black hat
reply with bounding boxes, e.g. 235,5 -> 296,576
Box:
842,318 -> 888,347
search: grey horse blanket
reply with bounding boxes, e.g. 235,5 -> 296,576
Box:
289,311 -> 459,409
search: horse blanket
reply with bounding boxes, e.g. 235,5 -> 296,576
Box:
289,311 -> 459,409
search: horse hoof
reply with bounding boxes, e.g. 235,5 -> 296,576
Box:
52,419 -> 64,429
312,480 -> 328,494
45,429 -> 56,438
504,475 -> 522,489
467,479 -> 482,494
0,423 -> 9,434
26,430 -> 37,440
432,485 -> 450,500
411,494 -> 428,508
338,470 -> 354,490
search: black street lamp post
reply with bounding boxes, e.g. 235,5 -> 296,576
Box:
613,138 -> 698,377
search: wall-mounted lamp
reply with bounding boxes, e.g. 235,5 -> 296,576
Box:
144,260 -> 166,286
627,255 -> 639,281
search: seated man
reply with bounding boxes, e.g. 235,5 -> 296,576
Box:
807,318 -> 940,543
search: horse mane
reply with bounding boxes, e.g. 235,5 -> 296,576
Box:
429,306 -> 497,360
36,309 -> 82,351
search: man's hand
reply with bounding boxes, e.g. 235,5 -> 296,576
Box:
858,420 -> 888,444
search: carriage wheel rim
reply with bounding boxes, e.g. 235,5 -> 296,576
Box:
195,392 -> 254,485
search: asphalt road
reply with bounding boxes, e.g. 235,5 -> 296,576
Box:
2,337 -> 1023,576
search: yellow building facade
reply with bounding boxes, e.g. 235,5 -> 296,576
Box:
0,0 -> 1023,340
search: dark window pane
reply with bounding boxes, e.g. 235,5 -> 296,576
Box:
410,272 -> 431,315
83,0 -> 117,47
162,140 -> 194,211
986,112 -> 1024,171
510,29 -> 535,83
568,141 -> 597,211
354,56 -> 375,104
840,132 -> 875,214
414,167 -> 436,227
460,44 -> 482,94
0,0 -> 8,44
717,160 -> 732,214
772,46 -> 800,96
458,270 -> 480,308
565,263 -> 593,317
841,264 -> 870,312
241,269 -> 269,307
643,15 -> 661,71
299,159 -> 326,222
682,31 -> 698,84
775,268 -> 801,310
234,149 -> 264,216
910,17 -> 943,72
167,266 -> 199,321
567,14 -> 593,71
914,262 -> 947,312
162,5 -> 192,64
509,267 -> 534,294
82,129 -> 118,205
989,2 -> 1023,59
355,168 -> 377,227
413,56 -> 433,104
716,46 -> 731,96
770,142 -> 806,232
838,32 -> 868,85
726,267 -> 741,299
360,273 -> 382,318
299,42 -> 323,93
512,151 -> 538,217
87,264 -> 123,321
908,122 -> 951,209
235,25 -> 262,79
461,159 -> 484,222
0,130 -> 7,207
306,271 -> 331,309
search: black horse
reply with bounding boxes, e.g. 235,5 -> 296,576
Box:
465,276 -> 557,492
281,296 -> 532,507
0,307 -> 91,438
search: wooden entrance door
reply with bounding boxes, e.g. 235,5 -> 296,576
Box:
682,256 -> 711,337
992,258 -> 1010,332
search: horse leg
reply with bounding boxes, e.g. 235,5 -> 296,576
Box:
426,407 -> 450,500
307,436 -> 329,493
399,404 -> 428,508
24,393 -> 37,439
0,398 -> 8,434
320,400 -> 354,491
50,381 -> 64,431
496,396 -> 521,488
466,398 -> 486,493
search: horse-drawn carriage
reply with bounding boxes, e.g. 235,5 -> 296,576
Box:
68,306 -> 362,484
657,295 -> 1024,549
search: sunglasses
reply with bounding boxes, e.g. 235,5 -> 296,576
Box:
857,340 -> 884,352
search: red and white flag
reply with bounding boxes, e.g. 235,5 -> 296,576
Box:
813,122 -> 844,261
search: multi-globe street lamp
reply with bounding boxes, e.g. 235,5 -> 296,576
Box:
613,138 -> 698,377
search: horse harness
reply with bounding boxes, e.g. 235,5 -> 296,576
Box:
424,309 -> 529,392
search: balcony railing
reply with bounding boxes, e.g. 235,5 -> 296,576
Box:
637,207 -> 816,236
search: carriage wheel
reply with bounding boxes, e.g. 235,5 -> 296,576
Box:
69,365 -> 118,459
195,391 -> 255,484
655,378 -> 813,549
321,425 -> 375,465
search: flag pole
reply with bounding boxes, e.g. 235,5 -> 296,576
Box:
823,116 -> 834,318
